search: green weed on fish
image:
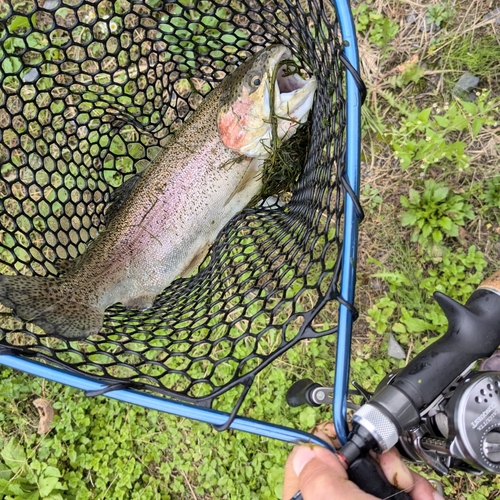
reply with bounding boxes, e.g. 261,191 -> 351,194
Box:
252,59 -> 312,205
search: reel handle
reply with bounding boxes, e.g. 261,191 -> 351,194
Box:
286,379 -> 322,407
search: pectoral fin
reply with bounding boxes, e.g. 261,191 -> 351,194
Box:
224,159 -> 261,207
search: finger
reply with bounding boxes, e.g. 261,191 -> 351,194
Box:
376,448 -> 414,492
283,422 -> 340,499
282,443 -> 303,500
311,421 -> 342,449
298,447 -> 379,500
409,471 -> 445,500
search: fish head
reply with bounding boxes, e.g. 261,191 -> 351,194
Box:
217,45 -> 317,157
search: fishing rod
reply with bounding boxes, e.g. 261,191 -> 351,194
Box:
288,270 -> 500,498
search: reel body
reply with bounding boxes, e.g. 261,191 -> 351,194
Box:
399,370 -> 500,475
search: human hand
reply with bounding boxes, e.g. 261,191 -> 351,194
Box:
282,422 -> 444,500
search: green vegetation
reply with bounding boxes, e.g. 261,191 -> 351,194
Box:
0,344 -> 334,499
354,0 -> 500,497
354,1 -> 399,51
425,3 -> 456,29
400,179 -> 474,251
445,34 -> 500,79
1,0 -> 500,498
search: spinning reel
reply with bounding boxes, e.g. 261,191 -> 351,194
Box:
288,272 -> 500,497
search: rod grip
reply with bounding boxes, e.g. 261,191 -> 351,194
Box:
391,289 -> 500,410
348,454 -> 412,499
289,454 -> 412,500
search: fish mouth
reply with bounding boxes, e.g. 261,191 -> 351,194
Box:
271,47 -> 317,120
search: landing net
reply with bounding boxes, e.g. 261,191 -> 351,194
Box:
0,0 -> 356,410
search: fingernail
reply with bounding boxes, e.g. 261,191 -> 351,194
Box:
292,446 -> 317,476
433,492 -> 445,500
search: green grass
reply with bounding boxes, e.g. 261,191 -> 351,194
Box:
444,34 -> 500,80
353,0 -> 500,497
0,337 -> 335,500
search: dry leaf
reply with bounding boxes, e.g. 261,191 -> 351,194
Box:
33,398 -> 54,435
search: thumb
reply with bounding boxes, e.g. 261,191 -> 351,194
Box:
294,446 -> 379,500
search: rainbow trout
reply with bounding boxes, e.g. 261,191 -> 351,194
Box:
0,45 -> 317,339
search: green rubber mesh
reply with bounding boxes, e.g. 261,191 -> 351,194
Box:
0,0 -> 347,405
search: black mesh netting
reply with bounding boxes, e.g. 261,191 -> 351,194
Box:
0,0 -> 351,407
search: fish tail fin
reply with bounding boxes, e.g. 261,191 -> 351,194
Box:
0,274 -> 103,339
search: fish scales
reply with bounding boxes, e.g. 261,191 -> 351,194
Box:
81,85 -> 253,311
0,45 -> 317,339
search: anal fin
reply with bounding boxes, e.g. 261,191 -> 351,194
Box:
123,295 -> 156,310
180,243 -> 211,278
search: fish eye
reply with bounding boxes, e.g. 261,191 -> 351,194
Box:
251,75 -> 262,87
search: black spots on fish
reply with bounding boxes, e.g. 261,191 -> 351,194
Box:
218,46 -> 284,121
0,275 -> 49,309
0,274 -> 102,339
45,301 -> 103,339
105,172 -> 143,225
54,256 -> 81,276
